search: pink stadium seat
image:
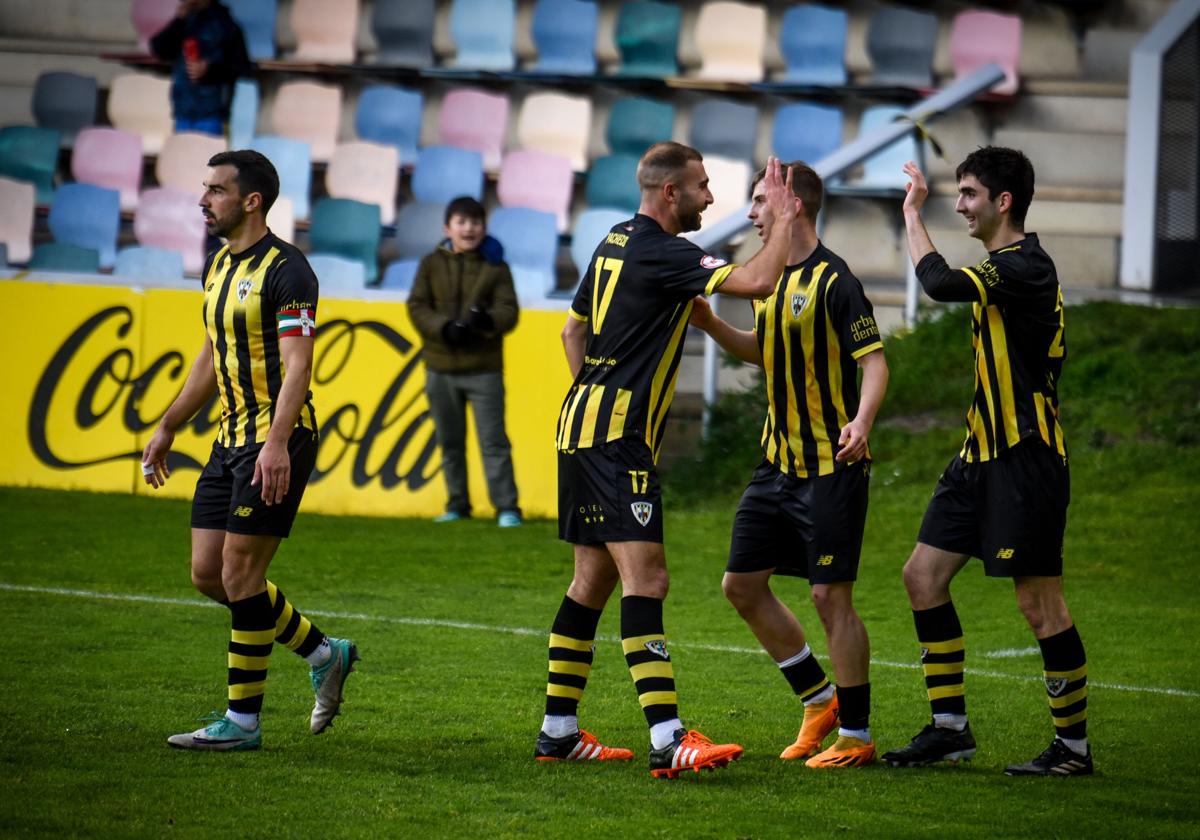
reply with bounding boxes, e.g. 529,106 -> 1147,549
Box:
71,127 -> 144,211
135,187 -> 209,275
325,141 -> 400,226
291,0 -> 360,64
496,150 -> 573,232
270,80 -> 342,163
950,9 -> 1022,96
437,88 -> 509,172
156,132 -> 228,198
131,0 -> 177,53
0,177 -> 35,264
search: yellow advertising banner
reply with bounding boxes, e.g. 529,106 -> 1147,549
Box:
1,279 -> 573,518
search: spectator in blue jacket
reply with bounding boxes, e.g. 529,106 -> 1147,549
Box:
150,0 -> 251,136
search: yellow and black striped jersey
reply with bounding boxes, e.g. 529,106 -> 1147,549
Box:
557,214 -> 736,462
201,231 -> 319,449
756,243 -> 883,478
915,233 -> 1065,462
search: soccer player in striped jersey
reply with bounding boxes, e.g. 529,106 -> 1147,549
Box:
142,150 -> 358,751
689,162 -> 888,769
882,147 -> 1092,776
535,144 -> 800,778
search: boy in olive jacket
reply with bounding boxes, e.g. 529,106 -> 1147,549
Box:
407,197 -> 522,526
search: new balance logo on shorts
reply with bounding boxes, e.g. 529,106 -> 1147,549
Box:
996,547 -> 1015,559
630,501 -> 653,526
234,506 -> 253,517
644,640 -> 670,660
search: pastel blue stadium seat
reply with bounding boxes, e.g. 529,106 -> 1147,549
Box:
411,146 -> 484,205
48,183 -> 121,269
226,0 -> 277,60
531,0 -> 598,75
393,201 -> 446,260
615,0 -> 681,78
607,97 -> 674,156
689,99 -> 758,164
249,135 -> 311,219
778,4 -> 848,85
487,207 -> 558,298
355,85 -> 423,164
570,208 -> 629,277
372,0 -> 435,67
114,245 -> 186,282
380,258 -> 419,292
866,5 -> 938,88
0,125 -> 61,204
308,253 -> 368,292
828,105 -> 919,195
0,243 -> 7,269
585,154 -> 641,214
229,79 -> 258,150
772,102 -> 843,166
449,0 -> 515,71
310,198 -> 382,285
29,242 -> 101,273
32,71 -> 98,143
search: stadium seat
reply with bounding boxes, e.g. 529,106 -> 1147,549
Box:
497,150 -> 573,232
308,253 -> 368,292
516,92 -> 591,171
0,243 -> 6,269
290,0 -> 359,64
107,72 -> 173,155
411,146 -> 484,204
487,207 -> 558,298
114,245 -> 186,282
866,5 -> 938,88
607,97 -> 674,156
48,183 -> 121,269
0,177 -> 35,264
326,140 -> 400,226
130,0 -> 176,52
156,132 -> 228,198
226,0 -> 277,61
950,9 -> 1022,96
694,155 -> 751,233
530,0 -> 598,75
71,127 -> 144,212
266,196 -> 295,244
585,154 -> 641,214
0,125 -> 61,204
689,99 -> 758,164
570,208 -> 628,277
834,105 -> 919,193
229,79 -> 259,150
309,198 -> 382,285
776,4 -> 848,85
355,85 -> 423,164
437,88 -> 509,171
448,0 -> 516,71
270,80 -> 341,163
393,201 -> 446,260
32,71 -> 98,143
614,0 -> 681,78
29,242 -> 101,274
380,258 -> 420,292
372,0 -> 435,67
249,135 -> 312,220
772,103 -> 843,167
134,187 -> 209,274
693,2 -> 766,83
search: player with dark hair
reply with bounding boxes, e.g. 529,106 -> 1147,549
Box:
882,146 -> 1092,776
143,149 -> 358,751
690,161 -> 887,769
534,142 -> 800,778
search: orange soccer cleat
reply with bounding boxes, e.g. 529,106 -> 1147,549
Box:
805,735 -> 877,769
535,728 -> 634,762
649,729 -> 744,779
780,695 -> 840,760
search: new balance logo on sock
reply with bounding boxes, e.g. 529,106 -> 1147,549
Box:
644,640 -> 670,660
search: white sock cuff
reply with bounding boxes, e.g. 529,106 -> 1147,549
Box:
777,645 -> 813,669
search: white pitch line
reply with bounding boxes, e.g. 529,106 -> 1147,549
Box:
4,582 -> 1198,700
982,646 -> 1041,659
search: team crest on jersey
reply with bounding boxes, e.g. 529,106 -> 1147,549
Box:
791,293 -> 808,317
1045,676 -> 1069,696
700,255 -> 728,269
644,640 -> 670,660
630,501 -> 654,526
236,278 -> 253,302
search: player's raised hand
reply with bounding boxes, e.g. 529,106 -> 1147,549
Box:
762,156 -> 799,223
902,161 -> 928,214
141,426 -> 174,489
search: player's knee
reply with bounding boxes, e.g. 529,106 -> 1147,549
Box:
810,584 -> 852,627
901,556 -> 932,601
190,570 -> 225,601
722,573 -> 761,613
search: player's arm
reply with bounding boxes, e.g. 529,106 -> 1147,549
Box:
901,161 -> 982,303
836,348 -> 888,463
254,334 -> 313,506
713,157 -> 798,300
561,310 -> 588,378
689,296 -> 762,366
142,339 -> 218,488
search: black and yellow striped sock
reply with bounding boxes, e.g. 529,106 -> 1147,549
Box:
544,595 -> 602,718
620,595 -> 678,729
779,646 -> 831,703
227,589 -> 275,717
265,580 -> 325,658
1038,624 -> 1088,744
913,601 -> 966,718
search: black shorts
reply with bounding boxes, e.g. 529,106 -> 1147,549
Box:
191,427 -> 319,538
558,437 -> 664,545
727,459 -> 871,584
918,438 -> 1069,577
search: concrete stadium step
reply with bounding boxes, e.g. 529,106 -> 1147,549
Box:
0,0 -> 135,45
991,129 -> 1126,190
1001,93 -> 1129,134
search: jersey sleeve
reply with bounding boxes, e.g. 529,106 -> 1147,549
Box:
266,255 -> 319,338
655,236 -> 736,299
916,246 -> 1040,306
827,272 -> 883,359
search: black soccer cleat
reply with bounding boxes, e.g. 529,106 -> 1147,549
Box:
1003,739 -> 1093,777
883,722 -> 977,767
